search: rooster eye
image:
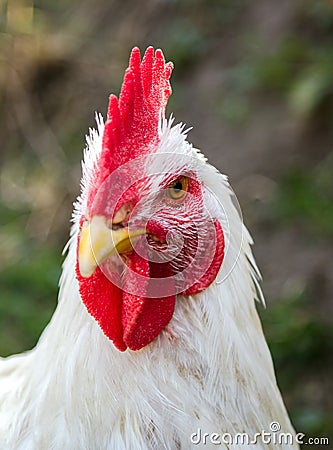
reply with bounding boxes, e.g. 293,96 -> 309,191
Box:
166,176 -> 188,200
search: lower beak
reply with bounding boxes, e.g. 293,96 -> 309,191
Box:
78,215 -> 146,278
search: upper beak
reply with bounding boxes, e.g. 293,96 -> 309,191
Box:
78,215 -> 146,278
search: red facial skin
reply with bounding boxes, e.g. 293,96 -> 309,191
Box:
76,47 -> 225,351
76,175 -> 225,351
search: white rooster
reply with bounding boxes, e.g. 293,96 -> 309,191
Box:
0,47 -> 299,449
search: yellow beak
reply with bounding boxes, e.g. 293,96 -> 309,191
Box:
78,215 -> 146,278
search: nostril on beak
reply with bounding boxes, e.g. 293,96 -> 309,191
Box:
112,203 -> 132,226
111,223 -> 125,230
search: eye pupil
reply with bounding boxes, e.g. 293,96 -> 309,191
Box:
173,181 -> 182,192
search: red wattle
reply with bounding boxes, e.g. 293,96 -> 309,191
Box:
122,240 -> 175,351
77,219 -> 224,352
76,263 -> 127,351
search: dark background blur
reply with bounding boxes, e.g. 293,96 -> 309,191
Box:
0,0 -> 332,447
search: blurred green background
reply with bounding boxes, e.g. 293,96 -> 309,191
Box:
0,0 -> 332,447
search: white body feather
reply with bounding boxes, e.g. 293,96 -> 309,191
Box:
0,117 -> 299,449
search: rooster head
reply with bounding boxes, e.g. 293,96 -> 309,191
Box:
76,47 -> 225,351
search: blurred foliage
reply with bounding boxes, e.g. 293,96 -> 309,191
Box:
218,33 -> 333,124
269,155 -> 333,238
163,19 -> 205,75
260,292 -> 333,441
0,245 -> 59,355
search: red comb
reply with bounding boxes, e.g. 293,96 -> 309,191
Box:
88,47 -> 173,208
